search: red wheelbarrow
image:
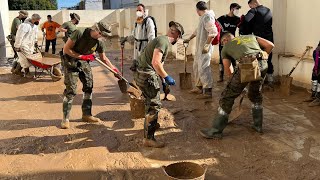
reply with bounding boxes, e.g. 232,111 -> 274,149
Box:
21,51 -> 63,81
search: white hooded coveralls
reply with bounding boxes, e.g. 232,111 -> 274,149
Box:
132,16 -> 156,60
193,10 -> 218,89
14,19 -> 38,68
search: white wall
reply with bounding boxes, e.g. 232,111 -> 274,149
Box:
0,0 -> 10,59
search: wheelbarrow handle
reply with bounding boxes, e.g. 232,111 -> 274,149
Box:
95,57 -> 129,83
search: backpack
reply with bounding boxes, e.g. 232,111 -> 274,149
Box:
211,19 -> 221,45
135,16 -> 158,38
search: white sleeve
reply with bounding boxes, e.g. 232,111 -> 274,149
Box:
14,24 -> 28,48
146,18 -> 156,41
34,26 -> 39,42
205,17 -> 218,37
192,28 -> 197,36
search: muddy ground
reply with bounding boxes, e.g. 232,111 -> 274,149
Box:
0,39 -> 320,180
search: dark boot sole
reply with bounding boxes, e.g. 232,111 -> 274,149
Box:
199,130 -> 223,139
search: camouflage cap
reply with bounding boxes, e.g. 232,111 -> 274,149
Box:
169,21 -> 184,37
73,13 -> 80,21
96,21 -> 112,37
19,10 -> 28,17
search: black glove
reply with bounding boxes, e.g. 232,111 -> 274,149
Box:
120,36 -> 128,45
34,42 -> 38,48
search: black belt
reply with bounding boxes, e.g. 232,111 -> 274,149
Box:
135,38 -> 148,51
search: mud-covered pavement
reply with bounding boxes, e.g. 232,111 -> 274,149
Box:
0,44 -> 320,179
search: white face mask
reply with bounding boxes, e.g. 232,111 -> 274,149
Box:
233,9 -> 240,16
136,11 -> 144,18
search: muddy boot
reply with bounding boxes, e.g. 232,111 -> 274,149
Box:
143,113 -> 164,148
81,93 -> 99,122
24,68 -> 33,78
309,84 -> 320,107
11,60 -> 18,73
217,64 -> 224,83
266,74 -> 274,89
304,91 -> 317,102
200,110 -> 229,139
189,86 -> 203,94
197,88 -> 212,99
143,138 -> 165,148
13,63 -> 23,76
82,115 -> 100,122
61,120 -> 70,129
251,105 -> 263,133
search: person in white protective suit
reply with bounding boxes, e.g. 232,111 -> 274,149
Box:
120,3 -> 156,60
184,1 -> 218,98
13,14 -> 41,78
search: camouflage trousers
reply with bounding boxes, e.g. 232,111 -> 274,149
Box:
220,60 -> 268,114
134,70 -> 161,139
62,55 -> 93,118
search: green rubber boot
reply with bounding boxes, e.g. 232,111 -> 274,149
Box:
200,113 -> 229,139
252,107 -> 263,133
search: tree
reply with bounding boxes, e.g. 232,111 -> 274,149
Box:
8,0 -> 58,10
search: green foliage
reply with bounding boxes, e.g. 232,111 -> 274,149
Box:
8,0 -> 58,10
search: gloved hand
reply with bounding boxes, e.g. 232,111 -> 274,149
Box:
15,47 -> 21,52
34,42 -> 38,48
79,54 -> 95,61
202,44 -> 210,54
113,67 -> 122,79
183,38 -> 191,43
162,82 -> 170,93
120,36 -> 128,45
164,75 -> 175,85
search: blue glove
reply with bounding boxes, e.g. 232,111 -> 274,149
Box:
164,75 -> 175,85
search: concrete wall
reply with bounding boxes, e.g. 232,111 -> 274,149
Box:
85,0 -> 103,10
0,0 -> 10,62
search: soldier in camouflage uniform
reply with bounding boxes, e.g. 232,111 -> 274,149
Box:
61,21 -> 120,129
133,21 -> 184,148
200,32 -> 274,139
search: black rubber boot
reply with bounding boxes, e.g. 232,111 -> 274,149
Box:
143,113 -> 164,148
62,97 -> 73,129
252,107 -> 263,133
308,94 -> 320,107
24,68 -> 33,78
11,61 -> 18,73
200,114 -> 229,139
13,63 -> 23,76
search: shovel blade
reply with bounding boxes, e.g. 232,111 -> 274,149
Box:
280,75 -> 293,96
118,79 -> 128,93
179,72 -> 192,90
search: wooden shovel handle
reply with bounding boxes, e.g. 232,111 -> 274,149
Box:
95,57 -> 128,83
287,46 -> 313,77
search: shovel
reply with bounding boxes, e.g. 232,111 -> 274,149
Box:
117,43 -> 128,94
179,42 -> 192,90
95,57 -> 142,98
280,46 -> 313,96
229,88 -> 246,122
